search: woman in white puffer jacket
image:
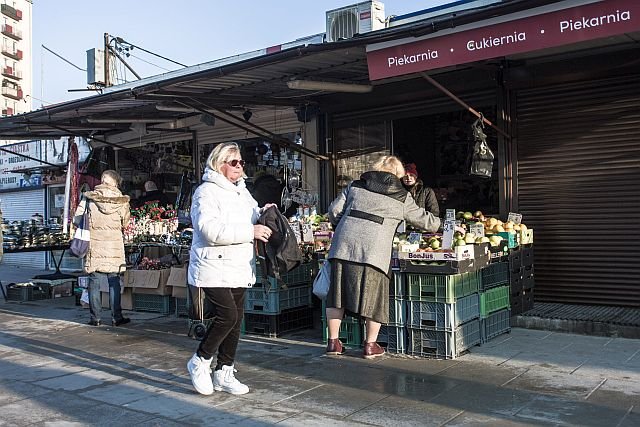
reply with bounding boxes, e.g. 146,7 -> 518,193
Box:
187,142 -> 274,396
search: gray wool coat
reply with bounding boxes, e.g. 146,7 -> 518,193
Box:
328,171 -> 441,273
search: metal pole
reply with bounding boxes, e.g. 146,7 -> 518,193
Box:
421,72 -> 511,140
104,33 -> 110,87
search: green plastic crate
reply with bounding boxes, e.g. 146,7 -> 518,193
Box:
255,262 -> 314,286
244,283 -> 312,314
408,319 -> 481,359
133,294 -> 174,315
479,285 -> 510,318
406,271 -> 480,303
322,315 -> 364,348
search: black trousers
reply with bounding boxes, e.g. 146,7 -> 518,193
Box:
197,287 -> 246,366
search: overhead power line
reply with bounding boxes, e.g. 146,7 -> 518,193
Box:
41,45 -> 86,71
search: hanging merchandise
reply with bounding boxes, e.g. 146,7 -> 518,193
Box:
469,115 -> 495,178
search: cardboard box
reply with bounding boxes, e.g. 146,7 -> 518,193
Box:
125,269 -> 172,295
121,288 -> 133,310
172,285 -> 188,299
100,288 -> 133,310
167,266 -> 187,288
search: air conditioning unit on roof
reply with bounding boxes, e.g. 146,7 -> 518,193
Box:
326,1 -> 385,43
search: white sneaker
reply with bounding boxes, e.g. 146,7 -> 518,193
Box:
187,353 -> 214,395
213,364 -> 249,395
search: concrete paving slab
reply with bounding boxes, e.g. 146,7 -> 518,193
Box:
505,366 -> 607,399
120,387 -> 215,420
179,397 -> 301,425
513,394 -> 626,426
79,379 -> 174,406
346,395 -> 463,427
0,379 -> 51,405
277,383 -> 388,417
278,410 -> 374,426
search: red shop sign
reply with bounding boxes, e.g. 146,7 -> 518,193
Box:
367,0 -> 640,80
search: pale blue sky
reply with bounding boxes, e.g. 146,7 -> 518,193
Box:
32,1 -> 450,107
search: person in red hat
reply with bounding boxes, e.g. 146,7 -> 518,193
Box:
402,163 -> 440,216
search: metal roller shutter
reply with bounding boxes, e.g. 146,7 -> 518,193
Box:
515,74 -> 640,307
0,189 -> 47,268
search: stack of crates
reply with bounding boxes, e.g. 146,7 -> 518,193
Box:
243,262 -> 314,337
405,271 -> 482,359
509,245 -> 535,315
479,260 -> 511,343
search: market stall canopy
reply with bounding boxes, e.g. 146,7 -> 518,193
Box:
1,0 -> 638,154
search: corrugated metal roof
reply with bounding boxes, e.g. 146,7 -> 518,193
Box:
0,0 -> 620,144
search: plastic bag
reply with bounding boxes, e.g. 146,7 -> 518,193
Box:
470,117 -> 495,178
312,260 -> 331,300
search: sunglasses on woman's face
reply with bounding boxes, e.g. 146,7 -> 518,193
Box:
225,159 -> 246,167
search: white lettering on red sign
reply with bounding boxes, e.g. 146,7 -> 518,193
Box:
387,50 -> 439,68
467,31 -> 527,51
559,9 -> 631,33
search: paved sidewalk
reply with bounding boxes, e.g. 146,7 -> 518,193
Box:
0,295 -> 639,426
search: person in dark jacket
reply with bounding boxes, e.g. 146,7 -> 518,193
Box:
325,156 -> 441,359
401,163 -> 440,216
136,181 -> 172,208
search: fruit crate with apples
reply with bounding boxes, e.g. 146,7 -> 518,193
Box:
407,319 -> 481,359
406,271 -> 480,303
407,293 -> 480,331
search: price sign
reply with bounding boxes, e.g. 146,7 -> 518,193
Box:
470,222 -> 484,238
507,212 -> 523,224
442,220 -> 455,250
301,222 -> 314,243
445,209 -> 456,221
408,232 -> 422,244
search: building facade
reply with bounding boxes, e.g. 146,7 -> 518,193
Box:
1,0 -> 31,144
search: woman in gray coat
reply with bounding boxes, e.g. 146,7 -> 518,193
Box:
326,156 -> 441,359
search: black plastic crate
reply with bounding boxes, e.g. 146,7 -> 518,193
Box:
480,262 -> 509,291
6,283 -> 50,302
508,249 -> 522,272
509,267 -> 524,294
133,294 -> 174,315
244,306 -> 313,338
522,288 -> 534,312
522,246 -> 534,267
510,294 -> 523,316
480,308 -> 511,343
523,265 -> 535,290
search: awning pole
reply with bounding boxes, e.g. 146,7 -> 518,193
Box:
421,72 -> 511,140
